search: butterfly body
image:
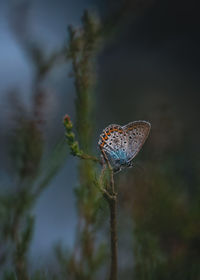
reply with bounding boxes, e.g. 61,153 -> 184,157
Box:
98,121 -> 151,173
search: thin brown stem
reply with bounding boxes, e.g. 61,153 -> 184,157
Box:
109,197 -> 118,280
78,152 -> 101,163
12,213 -> 29,280
100,147 -> 118,280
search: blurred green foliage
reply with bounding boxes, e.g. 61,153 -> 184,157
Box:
120,154 -> 200,279
0,19 -> 68,279
0,0 -> 200,279
61,11 -> 107,280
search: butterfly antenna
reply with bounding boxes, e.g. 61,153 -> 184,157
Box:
133,162 -> 145,173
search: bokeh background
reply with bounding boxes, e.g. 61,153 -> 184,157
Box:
0,0 -> 199,279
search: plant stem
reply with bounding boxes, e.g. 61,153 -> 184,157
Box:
100,149 -> 118,280
12,213 -> 29,280
78,152 -> 101,163
109,196 -> 118,280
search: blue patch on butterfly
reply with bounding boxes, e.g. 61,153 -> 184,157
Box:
106,150 -> 130,173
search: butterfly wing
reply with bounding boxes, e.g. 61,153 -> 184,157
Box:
123,121 -> 151,162
98,124 -> 125,170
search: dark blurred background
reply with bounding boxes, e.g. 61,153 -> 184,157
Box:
0,0 -> 200,278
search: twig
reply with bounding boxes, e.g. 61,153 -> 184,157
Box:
100,148 -> 118,280
63,114 -> 101,164
12,210 -> 29,280
77,152 -> 101,163
109,196 -> 117,280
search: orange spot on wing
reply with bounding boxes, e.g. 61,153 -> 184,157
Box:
100,135 -> 105,142
104,131 -> 109,138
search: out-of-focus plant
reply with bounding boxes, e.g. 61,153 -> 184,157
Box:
0,41 -> 67,280
62,10 -> 123,280
61,1 -> 155,278
120,146 -> 200,279
62,11 -> 108,280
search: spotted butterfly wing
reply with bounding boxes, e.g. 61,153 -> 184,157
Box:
98,121 -> 151,172
98,124 -> 124,170
123,121 -> 151,162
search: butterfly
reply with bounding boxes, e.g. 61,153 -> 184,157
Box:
98,121 -> 151,173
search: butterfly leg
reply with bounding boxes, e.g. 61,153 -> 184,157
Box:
113,166 -> 122,173
127,161 -> 133,168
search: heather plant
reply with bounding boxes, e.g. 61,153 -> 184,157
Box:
62,9 -> 200,279
62,11 -> 117,280
0,40 -> 67,280
1,2 -> 143,278
62,9 -> 150,280
1,1 -> 199,280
